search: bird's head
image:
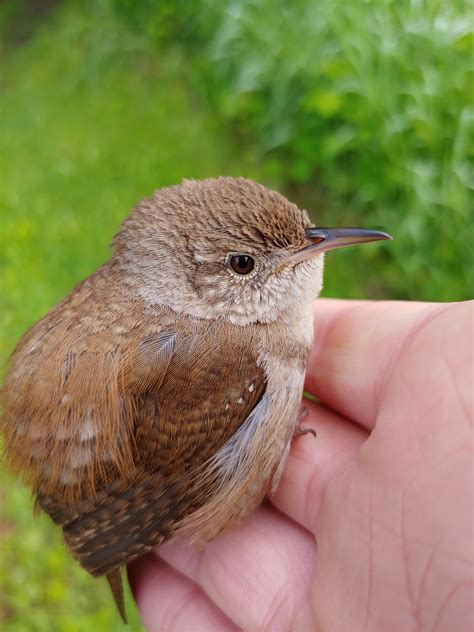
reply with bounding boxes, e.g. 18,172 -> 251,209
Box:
113,177 -> 390,325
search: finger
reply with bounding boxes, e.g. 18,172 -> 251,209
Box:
128,552 -> 238,632
271,398 -> 368,532
306,298 -> 444,430
155,504 -> 317,631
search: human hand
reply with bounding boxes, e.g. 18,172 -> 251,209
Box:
129,299 -> 473,631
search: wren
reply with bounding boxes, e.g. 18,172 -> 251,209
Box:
1,177 -> 391,621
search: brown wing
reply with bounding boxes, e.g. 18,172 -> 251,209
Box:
27,313 -> 265,576
130,319 -> 265,471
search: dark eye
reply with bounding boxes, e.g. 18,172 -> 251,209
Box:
228,254 -> 256,276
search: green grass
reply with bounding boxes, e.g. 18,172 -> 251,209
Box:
0,2 -> 273,629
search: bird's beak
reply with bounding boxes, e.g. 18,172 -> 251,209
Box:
289,227 -> 392,266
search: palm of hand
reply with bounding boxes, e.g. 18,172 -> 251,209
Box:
130,300 -> 473,632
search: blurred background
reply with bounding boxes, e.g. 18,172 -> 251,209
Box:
0,0 -> 472,629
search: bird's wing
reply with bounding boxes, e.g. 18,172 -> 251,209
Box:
3,301 -> 273,573
128,319 -> 267,472
2,306 -> 150,505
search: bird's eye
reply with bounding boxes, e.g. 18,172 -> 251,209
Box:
227,253 -> 256,276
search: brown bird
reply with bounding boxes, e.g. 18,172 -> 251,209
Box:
1,177 -> 390,621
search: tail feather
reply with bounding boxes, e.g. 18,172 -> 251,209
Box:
106,568 -> 127,623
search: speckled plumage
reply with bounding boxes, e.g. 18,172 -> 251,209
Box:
1,177 -> 390,621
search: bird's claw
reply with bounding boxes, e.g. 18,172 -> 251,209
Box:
292,424 -> 317,441
293,406 -> 316,441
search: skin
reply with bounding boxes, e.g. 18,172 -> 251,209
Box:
129,299 -> 473,632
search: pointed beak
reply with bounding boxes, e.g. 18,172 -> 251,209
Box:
289,227 -> 392,266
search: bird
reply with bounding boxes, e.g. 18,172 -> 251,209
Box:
1,177 -> 391,621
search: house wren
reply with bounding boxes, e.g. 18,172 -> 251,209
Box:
1,177 -> 390,621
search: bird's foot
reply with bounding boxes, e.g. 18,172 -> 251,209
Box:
292,406 -> 316,442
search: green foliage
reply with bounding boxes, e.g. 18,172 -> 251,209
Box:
114,0 -> 474,300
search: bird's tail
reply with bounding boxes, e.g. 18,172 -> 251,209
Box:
106,568 -> 127,624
